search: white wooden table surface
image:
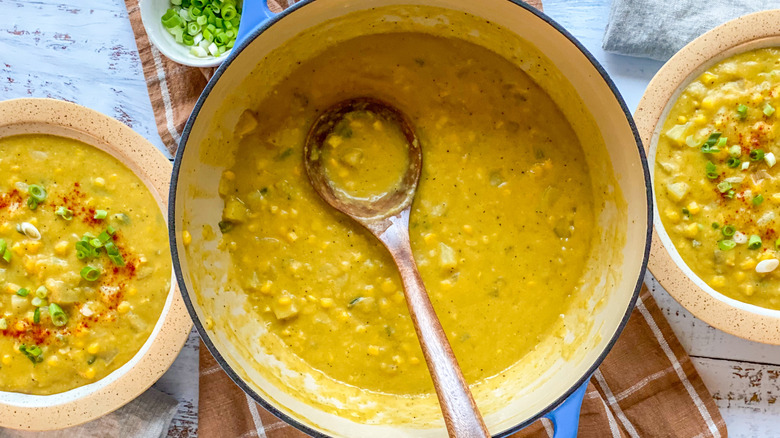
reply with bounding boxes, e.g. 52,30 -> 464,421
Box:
2,0 -> 779,437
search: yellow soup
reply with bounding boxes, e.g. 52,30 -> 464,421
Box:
0,135 -> 171,395
320,108 -> 411,201
657,48 -> 780,309
216,32 -> 596,396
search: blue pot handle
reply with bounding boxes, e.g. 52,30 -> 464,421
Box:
236,0 -> 278,46
543,378 -> 589,438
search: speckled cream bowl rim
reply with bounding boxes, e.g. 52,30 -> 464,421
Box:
0,98 -> 192,431
635,10 -> 780,344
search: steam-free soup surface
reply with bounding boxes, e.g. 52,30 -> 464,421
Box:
215,33 -> 595,395
0,135 -> 171,395
656,48 -> 780,309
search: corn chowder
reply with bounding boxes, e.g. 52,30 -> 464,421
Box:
0,135 -> 171,395
656,48 -> 780,309
206,33 -> 597,395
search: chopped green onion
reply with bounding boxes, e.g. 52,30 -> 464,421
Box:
16,288 -> 29,297
764,103 -> 776,117
31,297 -> 43,307
717,181 -> 732,193
99,231 -> 112,243
55,206 -> 73,220
776,238 -> 780,251
105,241 -> 119,256
28,184 -> 47,203
737,104 -> 748,120
94,210 -> 108,220
19,344 -> 43,364
0,239 -> 7,255
26,198 -> 37,210
727,157 -> 741,168
726,189 -> 736,199
712,222 -> 720,229
701,132 -> 722,153
748,235 -> 762,250
33,307 -> 40,323
718,240 -> 736,251
682,207 -> 690,216
90,238 -> 103,249
109,254 -> 126,267
35,286 -> 48,299
750,149 -> 765,161
218,220 -> 233,233
49,303 -> 67,327
3,249 -> 11,263
722,225 -> 736,237
753,194 -> 765,206
705,161 -> 718,179
80,266 -> 101,282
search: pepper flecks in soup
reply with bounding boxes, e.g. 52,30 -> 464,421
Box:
215,33 -> 596,395
656,48 -> 780,309
0,135 -> 171,395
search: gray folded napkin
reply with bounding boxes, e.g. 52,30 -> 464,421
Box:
0,388 -> 178,438
603,0 -> 776,61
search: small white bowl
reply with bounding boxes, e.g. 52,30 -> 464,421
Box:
139,0 -> 231,68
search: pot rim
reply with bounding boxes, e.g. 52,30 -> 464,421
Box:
169,0 -> 652,435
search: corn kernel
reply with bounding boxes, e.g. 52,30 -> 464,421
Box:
117,301 -> 131,314
743,284 -> 754,296
409,356 -> 420,365
336,310 -> 351,322
84,367 -> 96,379
701,96 -> 715,109
320,297 -> 334,308
356,325 -> 368,334
686,202 -> 700,215
367,345 -> 380,356
6,283 -> 19,294
701,72 -> 716,84
204,318 -> 214,330
735,271 -> 746,282
462,225 -> 473,234
11,243 -> 23,257
710,276 -> 726,288
260,281 -> 273,294
759,252 -> 775,261
93,177 -> 105,187
182,230 -> 192,246
223,170 -> 235,181
87,343 -> 100,355
665,209 -> 681,224
54,240 -> 69,255
683,223 -> 699,238
380,279 -> 395,293
128,287 -> 138,297
772,193 -> 780,204
741,258 -> 757,270
286,231 -> 298,243
677,116 -> 688,124
695,114 -> 707,124
423,233 -> 437,244
277,296 -> 292,306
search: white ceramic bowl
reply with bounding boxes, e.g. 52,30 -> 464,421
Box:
139,0 -> 231,68
636,10 -> 780,344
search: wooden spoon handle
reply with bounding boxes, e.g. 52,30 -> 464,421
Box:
378,213 -> 490,438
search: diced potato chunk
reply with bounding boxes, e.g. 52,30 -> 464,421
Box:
223,197 -> 249,223
666,181 -> 689,202
235,110 -> 258,137
439,243 -> 457,269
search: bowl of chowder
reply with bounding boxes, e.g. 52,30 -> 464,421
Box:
0,98 -> 191,430
637,10 -> 780,344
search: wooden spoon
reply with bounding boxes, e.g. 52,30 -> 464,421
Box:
304,98 -> 490,438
